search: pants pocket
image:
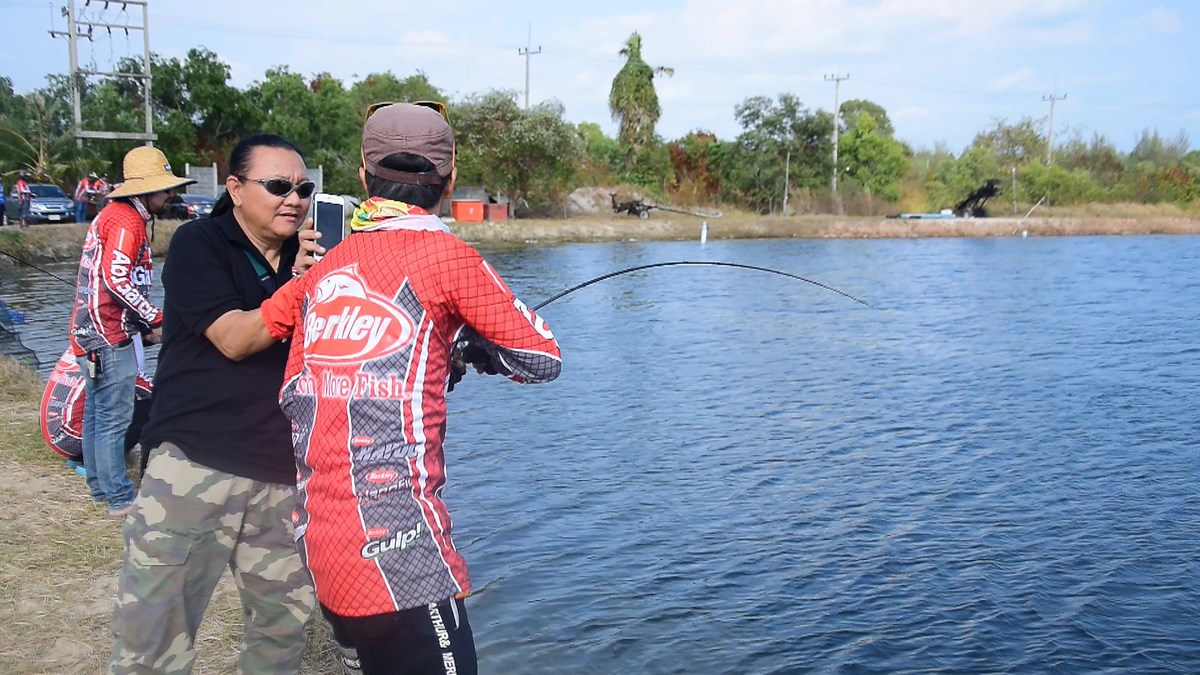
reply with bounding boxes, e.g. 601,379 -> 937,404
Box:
127,530 -> 197,567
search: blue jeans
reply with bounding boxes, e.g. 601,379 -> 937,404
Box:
77,343 -> 137,511
19,199 -> 31,221
76,199 -> 87,222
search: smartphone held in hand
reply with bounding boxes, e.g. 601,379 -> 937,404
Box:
313,193 -> 347,258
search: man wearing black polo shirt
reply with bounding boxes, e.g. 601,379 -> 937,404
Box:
110,134 -> 322,675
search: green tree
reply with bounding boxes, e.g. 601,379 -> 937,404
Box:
349,72 -> 444,116
576,122 -> 623,184
152,48 -> 261,165
246,68 -> 361,193
1127,128 -> 1190,168
453,90 -> 582,215
608,32 -> 673,165
248,67 -> 317,149
924,146 -> 1000,210
840,99 -> 894,137
724,94 -> 832,212
839,112 -> 908,201
1019,162 -> 1101,205
0,89 -> 75,184
970,117 -> 1045,169
1057,132 -> 1124,192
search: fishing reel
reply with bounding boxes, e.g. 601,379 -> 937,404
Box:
448,327 -> 510,392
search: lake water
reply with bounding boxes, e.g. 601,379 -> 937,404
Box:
2,235 -> 1199,673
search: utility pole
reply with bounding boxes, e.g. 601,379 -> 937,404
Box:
50,0 -> 156,145
1043,88 -> 1066,165
782,149 -> 791,216
517,23 -> 541,110
1011,164 -> 1017,215
825,72 -> 849,195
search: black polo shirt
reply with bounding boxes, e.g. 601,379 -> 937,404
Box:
141,210 -> 300,484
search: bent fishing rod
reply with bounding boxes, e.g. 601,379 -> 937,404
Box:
0,248 -> 75,287
3,249 -> 870,309
532,260 -> 870,310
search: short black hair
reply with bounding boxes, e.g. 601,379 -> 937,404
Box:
364,153 -> 447,210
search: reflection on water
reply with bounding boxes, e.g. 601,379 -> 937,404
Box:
4,235 -> 1200,673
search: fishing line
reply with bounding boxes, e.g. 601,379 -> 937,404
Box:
533,261 -> 870,310
0,248 -> 75,287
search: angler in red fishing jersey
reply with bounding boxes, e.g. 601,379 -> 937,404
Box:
260,102 -> 561,675
69,146 -> 193,516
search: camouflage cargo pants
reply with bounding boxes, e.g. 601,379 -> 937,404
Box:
109,442 -> 316,674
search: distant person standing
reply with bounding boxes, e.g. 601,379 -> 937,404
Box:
15,171 -> 33,227
69,146 -> 194,517
75,172 -> 99,222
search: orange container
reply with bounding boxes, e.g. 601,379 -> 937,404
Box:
484,203 -> 508,221
451,200 -> 484,222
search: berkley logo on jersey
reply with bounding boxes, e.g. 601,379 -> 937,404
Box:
366,468 -> 398,484
304,269 -> 416,363
361,521 -> 425,560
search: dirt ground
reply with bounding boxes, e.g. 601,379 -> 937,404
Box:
0,360 -> 341,674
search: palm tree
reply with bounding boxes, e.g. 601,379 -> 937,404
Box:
0,94 -> 72,183
608,32 -> 673,165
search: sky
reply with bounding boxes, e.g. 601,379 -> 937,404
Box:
1,0 -> 1197,154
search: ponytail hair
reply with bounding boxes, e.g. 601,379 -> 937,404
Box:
211,191 -> 233,217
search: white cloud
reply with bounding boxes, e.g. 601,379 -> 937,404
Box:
989,69 -> 1037,93
893,105 -> 931,119
1143,8 -> 1184,33
5,0 -> 1193,153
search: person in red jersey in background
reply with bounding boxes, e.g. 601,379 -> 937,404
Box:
69,146 -> 191,517
260,102 -> 562,675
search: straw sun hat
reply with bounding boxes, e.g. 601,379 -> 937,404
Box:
107,146 -> 196,198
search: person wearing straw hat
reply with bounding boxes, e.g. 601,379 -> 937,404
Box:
68,145 -> 194,518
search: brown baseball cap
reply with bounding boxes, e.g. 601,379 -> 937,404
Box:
362,103 -> 454,186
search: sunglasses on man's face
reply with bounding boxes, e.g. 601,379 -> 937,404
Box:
235,176 -> 316,199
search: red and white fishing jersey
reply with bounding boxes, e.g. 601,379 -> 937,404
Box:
69,199 -> 161,356
261,210 -> 561,617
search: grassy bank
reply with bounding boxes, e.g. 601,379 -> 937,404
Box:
0,355 -> 341,674
2,204 -> 1200,267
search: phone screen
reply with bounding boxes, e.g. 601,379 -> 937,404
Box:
314,196 -> 345,251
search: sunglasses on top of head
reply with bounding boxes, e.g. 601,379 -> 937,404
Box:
362,101 -> 454,170
365,100 -> 449,121
235,175 -> 316,199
